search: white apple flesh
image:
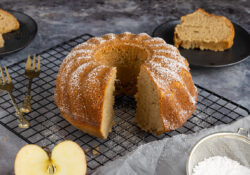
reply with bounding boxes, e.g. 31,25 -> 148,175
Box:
15,140 -> 87,175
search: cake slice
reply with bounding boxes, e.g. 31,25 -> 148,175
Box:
0,34 -> 4,48
0,9 -> 20,34
174,8 -> 235,51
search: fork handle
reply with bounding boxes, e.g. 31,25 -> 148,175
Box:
20,79 -> 32,113
8,92 -> 30,128
27,78 -> 32,96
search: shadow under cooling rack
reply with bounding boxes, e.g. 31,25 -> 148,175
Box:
0,34 -> 249,173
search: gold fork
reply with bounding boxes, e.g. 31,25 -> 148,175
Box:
0,67 -> 30,128
20,54 -> 40,113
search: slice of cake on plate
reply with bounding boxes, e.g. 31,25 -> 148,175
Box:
0,9 -> 20,48
174,8 -> 235,51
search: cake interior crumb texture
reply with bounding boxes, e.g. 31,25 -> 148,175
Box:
0,9 -> 20,34
174,8 -> 235,51
94,44 -> 148,95
101,68 -> 116,139
135,65 -> 164,134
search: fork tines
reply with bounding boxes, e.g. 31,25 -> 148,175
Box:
26,54 -> 40,73
0,66 -> 13,87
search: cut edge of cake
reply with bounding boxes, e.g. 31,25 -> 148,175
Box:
135,65 -> 165,135
100,67 -> 117,139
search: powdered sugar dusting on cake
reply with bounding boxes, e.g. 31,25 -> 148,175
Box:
60,52 -> 76,67
65,55 -> 82,71
149,61 -> 182,82
154,49 -> 178,56
103,33 -> 116,40
74,42 -> 95,50
123,43 -> 146,49
178,109 -> 194,121
180,56 -> 187,63
189,90 -> 197,105
143,38 -> 165,45
65,62 -> 95,121
91,37 -> 106,44
165,43 -> 178,51
148,43 -> 167,48
59,106 -> 70,115
86,65 -> 107,84
138,33 -> 150,37
75,49 -> 92,54
60,49 -> 92,72
151,55 -> 188,71
122,32 -> 132,35
61,57 -> 92,90
150,37 -> 166,43
120,32 -> 133,40
146,54 -> 195,129
66,49 -> 92,60
162,117 -> 179,130
148,61 -> 196,105
57,62 -> 93,116
75,55 -> 91,60
70,62 -> 93,90
143,39 -> 186,66
63,59 -> 77,79
153,50 -> 186,65
84,65 -> 108,101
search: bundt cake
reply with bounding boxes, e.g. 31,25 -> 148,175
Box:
54,32 -> 198,139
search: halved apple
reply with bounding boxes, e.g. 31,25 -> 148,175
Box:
14,140 -> 87,175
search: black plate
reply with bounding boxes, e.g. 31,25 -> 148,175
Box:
0,10 -> 37,56
152,20 -> 250,67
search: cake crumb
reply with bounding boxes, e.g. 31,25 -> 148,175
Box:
84,148 -> 89,153
92,146 -> 100,155
2,137 -> 6,142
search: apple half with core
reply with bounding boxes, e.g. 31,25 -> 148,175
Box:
15,140 -> 87,175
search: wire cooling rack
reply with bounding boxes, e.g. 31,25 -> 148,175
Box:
0,34 -> 249,174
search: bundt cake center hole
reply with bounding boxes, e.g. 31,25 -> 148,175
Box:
93,44 -> 149,95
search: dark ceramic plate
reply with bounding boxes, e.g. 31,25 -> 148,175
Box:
0,10 -> 37,56
152,20 -> 250,67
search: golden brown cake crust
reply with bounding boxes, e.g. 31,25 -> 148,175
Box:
174,8 -> 235,51
0,34 -> 4,48
54,62 -> 116,138
54,32 -> 198,138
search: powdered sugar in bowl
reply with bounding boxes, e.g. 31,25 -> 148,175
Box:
186,128 -> 250,175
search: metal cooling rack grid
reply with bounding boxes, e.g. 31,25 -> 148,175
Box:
0,34 -> 249,173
